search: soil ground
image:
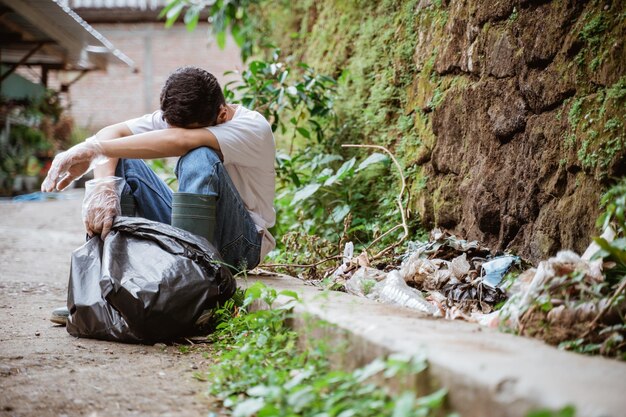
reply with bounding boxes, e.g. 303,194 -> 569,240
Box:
0,192 -> 214,417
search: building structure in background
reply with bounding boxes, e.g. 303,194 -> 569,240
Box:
0,0 -> 135,95
0,0 -> 136,195
60,0 -> 242,130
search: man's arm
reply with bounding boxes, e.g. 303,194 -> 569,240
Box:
92,122 -> 133,179
98,127 -> 220,160
42,126 -> 220,192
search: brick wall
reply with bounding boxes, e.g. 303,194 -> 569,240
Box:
64,22 -> 242,130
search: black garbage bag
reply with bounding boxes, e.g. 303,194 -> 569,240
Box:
66,217 -> 235,343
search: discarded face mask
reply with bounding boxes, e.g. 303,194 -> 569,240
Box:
481,255 -> 519,288
66,217 -> 236,343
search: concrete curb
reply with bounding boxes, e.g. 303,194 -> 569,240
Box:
241,275 -> 626,417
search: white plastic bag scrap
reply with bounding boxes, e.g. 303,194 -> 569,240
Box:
345,267 -> 387,297
333,241 -> 355,278
581,225 -> 616,261
370,271 -> 440,316
450,253 -> 470,279
497,250 -> 604,328
343,241 -> 354,264
400,252 -> 437,285
470,311 -> 500,327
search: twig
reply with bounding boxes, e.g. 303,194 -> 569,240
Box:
342,144 -> 409,259
366,224 -> 403,250
581,277 -> 626,339
260,255 -> 343,269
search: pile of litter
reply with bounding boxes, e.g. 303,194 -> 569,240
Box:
326,228 -> 625,358
331,229 -> 523,320
498,244 -> 625,357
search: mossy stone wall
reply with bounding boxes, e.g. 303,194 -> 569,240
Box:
262,0 -> 626,261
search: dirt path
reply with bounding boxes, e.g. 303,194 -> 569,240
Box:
0,193 -> 214,417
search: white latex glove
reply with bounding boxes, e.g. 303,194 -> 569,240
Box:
82,177 -> 125,238
41,137 -> 107,192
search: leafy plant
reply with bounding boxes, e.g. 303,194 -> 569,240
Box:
0,122 -> 51,193
159,0 -> 265,62
223,50 -> 338,151
160,1 -> 423,276
594,178 -> 626,281
219,51 -> 406,274
199,282 -> 453,416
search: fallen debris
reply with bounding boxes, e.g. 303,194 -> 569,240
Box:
332,229 -> 523,319
496,246 -> 626,357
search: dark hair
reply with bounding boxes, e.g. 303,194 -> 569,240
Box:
160,66 -> 225,127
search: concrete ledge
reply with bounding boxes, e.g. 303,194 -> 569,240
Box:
241,275 -> 626,417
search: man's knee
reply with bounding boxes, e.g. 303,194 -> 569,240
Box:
176,147 -> 222,194
176,147 -> 221,178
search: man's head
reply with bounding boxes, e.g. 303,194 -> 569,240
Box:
160,66 -> 225,128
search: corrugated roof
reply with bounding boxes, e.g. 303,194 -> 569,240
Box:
0,0 -> 135,71
61,0 -> 166,10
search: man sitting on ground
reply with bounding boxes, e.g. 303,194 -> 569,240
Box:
42,66 -> 276,325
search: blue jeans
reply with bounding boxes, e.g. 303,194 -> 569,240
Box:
115,147 -> 262,272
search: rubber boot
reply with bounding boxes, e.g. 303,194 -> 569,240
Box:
171,192 -> 216,243
120,194 -> 137,216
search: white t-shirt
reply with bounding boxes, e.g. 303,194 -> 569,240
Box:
125,106 -> 276,258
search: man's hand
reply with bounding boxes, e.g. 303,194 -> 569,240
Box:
82,177 -> 124,238
41,138 -> 106,192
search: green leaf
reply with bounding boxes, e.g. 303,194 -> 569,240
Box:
335,157 -> 356,180
164,2 -> 184,28
158,0 -> 180,19
356,152 -> 388,171
316,167 -> 334,181
526,405 -> 576,417
249,60 -> 266,75
233,398 -> 265,417
284,368 -> 314,389
243,281 -> 266,307
593,237 -> 626,265
257,404 -> 280,417
279,70 -> 289,84
291,183 -> 321,206
278,289 -> 300,300
287,387 -> 315,411
415,388 -> 447,409
330,204 -> 350,223
296,127 -> 311,139
246,385 -> 272,397
216,30 -> 227,49
231,23 -> 245,47
392,392 -> 415,417
354,358 -> 386,382
317,154 -> 343,166
183,6 -> 200,31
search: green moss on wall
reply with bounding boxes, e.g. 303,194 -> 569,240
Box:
255,0 -> 625,258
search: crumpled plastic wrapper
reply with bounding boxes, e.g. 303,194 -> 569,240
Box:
345,267 -> 387,297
